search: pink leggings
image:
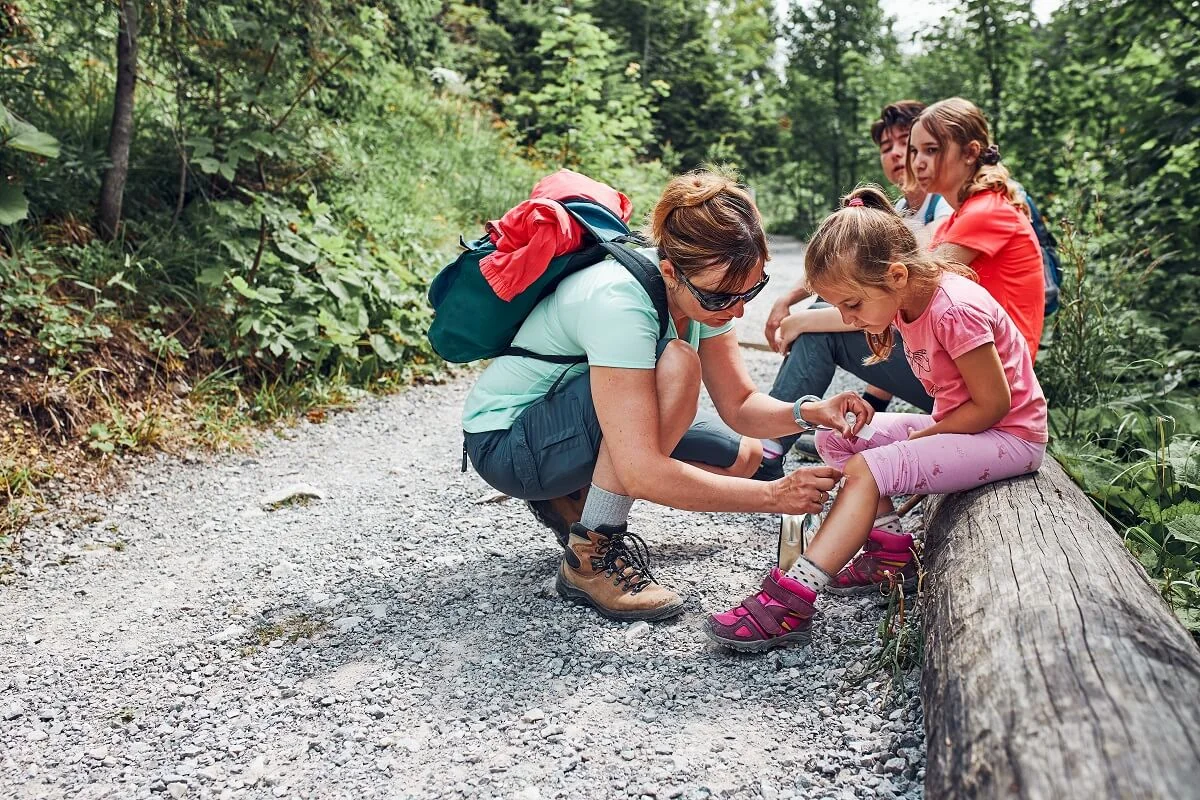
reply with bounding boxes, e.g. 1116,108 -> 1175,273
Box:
814,413 -> 1046,497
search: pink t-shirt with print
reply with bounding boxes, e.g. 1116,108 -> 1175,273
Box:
895,272 -> 1048,443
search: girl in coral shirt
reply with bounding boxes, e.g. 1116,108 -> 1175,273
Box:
911,97 -> 1045,358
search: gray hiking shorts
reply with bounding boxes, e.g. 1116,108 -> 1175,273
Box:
464,353 -> 744,501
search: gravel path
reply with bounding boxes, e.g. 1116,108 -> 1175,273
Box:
0,239 -> 926,800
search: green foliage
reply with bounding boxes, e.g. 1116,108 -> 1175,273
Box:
0,250 -> 117,362
193,190 -> 438,378
590,0 -> 782,172
444,0 -> 782,176
855,560 -> 925,699
505,9 -> 664,174
776,0 -> 901,230
908,0 -> 1033,141
0,100 -> 61,224
1055,421 -> 1200,633
1038,182 -> 1199,633
1036,201 -> 1164,440
0,1 -> 545,387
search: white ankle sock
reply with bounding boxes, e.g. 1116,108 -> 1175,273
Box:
785,556 -> 830,592
761,438 -> 784,459
873,512 -> 905,534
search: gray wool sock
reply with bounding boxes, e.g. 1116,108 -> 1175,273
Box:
580,485 -> 634,531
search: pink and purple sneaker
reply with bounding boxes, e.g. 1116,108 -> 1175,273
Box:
828,528 -> 918,596
705,568 -> 817,652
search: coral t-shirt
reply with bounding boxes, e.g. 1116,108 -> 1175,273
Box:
895,272 -> 1047,443
931,190 -> 1044,358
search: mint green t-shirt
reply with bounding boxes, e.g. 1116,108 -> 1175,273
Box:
462,249 -> 734,433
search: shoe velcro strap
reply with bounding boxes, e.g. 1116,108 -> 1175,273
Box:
760,574 -> 813,615
741,597 -> 783,637
842,561 -> 869,585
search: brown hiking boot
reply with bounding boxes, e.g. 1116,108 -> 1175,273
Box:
526,487 -> 589,548
555,523 -> 685,622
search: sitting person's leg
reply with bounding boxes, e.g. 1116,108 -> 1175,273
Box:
707,416 -> 1046,650
808,414 -> 1046,593
768,329 -> 934,456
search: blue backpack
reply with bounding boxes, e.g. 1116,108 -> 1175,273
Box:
1023,192 -> 1063,316
426,199 -> 667,365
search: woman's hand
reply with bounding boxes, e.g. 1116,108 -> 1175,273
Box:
907,425 -> 938,441
800,392 -> 874,437
771,466 -> 843,515
764,297 -> 792,353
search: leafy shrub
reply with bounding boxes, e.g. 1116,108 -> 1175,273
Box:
0,100 -> 60,224
194,192 -> 434,378
1040,185 -> 1200,634
1056,420 -> 1200,633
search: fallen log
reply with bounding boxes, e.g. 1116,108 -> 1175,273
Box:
921,457 -> 1200,799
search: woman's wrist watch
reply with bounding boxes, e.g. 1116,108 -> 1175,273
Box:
792,395 -> 821,431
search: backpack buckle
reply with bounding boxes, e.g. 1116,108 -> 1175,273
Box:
614,232 -> 650,247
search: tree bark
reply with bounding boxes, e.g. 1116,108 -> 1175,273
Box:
97,0 -> 138,241
921,458 -> 1200,799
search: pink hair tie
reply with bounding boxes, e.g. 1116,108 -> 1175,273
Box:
847,198 -> 864,207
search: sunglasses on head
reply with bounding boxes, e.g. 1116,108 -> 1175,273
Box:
676,269 -> 770,312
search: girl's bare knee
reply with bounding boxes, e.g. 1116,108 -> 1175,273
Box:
844,454 -> 880,496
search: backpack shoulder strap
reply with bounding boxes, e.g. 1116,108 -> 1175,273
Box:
925,194 -> 942,225
559,201 -> 669,340
597,240 -> 669,340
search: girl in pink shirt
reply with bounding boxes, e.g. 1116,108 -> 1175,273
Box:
707,185 -> 1048,652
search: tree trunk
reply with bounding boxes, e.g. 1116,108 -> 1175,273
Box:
830,46 -> 843,200
975,0 -> 1004,140
921,459 -> 1200,799
97,0 -> 138,241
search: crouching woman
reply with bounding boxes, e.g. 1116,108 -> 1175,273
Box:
462,169 -> 871,622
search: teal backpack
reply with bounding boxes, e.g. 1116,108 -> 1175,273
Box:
427,199 -> 667,365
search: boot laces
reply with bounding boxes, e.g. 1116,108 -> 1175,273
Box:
593,531 -> 656,594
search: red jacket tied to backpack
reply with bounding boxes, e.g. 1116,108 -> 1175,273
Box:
480,170 -> 634,301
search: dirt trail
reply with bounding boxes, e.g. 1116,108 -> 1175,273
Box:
0,237 -> 925,800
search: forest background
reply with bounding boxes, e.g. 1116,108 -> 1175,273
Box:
1,0 -> 1198,631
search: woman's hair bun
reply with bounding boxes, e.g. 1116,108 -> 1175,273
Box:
670,166 -> 740,208
979,143 -> 1001,165
842,185 -> 894,213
